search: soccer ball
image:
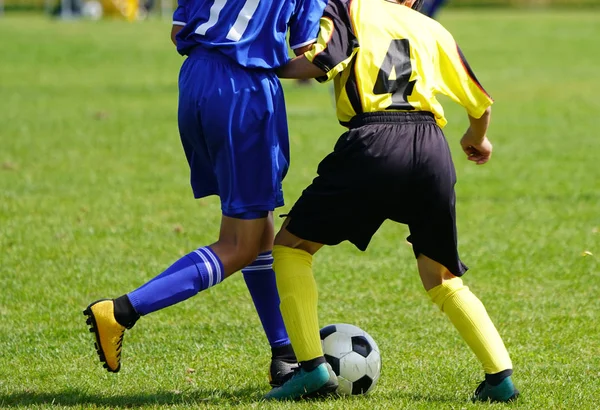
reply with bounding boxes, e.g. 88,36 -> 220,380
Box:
320,323 -> 381,395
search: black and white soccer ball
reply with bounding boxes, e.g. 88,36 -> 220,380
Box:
320,323 -> 381,395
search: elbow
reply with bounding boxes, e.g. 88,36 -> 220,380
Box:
293,43 -> 314,56
473,105 -> 491,120
481,106 -> 492,121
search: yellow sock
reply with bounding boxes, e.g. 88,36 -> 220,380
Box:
428,277 -> 512,374
273,245 -> 323,362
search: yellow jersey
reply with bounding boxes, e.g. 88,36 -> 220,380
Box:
304,0 -> 493,127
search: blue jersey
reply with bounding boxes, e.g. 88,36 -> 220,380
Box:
173,0 -> 326,69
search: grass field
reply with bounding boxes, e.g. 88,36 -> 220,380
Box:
1,9 -> 599,410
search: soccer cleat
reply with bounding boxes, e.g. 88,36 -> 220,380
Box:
269,358 -> 298,387
472,376 -> 519,403
83,299 -> 126,373
264,362 -> 338,401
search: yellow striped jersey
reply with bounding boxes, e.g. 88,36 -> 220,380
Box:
304,0 -> 493,127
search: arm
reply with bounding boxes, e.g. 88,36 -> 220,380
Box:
434,32 -> 494,164
293,44 -> 314,56
281,0 -> 357,82
171,25 -> 183,46
288,0 -> 327,56
460,106 -> 492,165
277,55 -> 327,79
468,105 -> 491,141
171,0 -> 187,46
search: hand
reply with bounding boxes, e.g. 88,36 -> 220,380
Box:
460,128 -> 492,165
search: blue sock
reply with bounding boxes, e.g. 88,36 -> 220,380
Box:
243,251 -> 291,348
127,247 -> 224,316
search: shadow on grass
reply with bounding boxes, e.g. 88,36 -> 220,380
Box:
0,387 -> 468,407
0,386 -> 269,407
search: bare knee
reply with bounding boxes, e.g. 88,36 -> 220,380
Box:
232,242 -> 261,267
212,238 -> 261,275
274,218 -> 322,255
417,254 -> 457,291
211,215 -> 269,276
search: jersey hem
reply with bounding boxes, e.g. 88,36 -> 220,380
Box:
291,38 -> 317,50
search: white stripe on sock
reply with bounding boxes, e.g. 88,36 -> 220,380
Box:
193,249 -> 214,287
202,247 -> 222,284
242,265 -> 273,271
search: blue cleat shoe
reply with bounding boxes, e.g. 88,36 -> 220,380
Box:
265,363 -> 338,401
472,376 -> 519,403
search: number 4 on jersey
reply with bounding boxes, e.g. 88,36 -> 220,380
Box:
373,39 -> 416,110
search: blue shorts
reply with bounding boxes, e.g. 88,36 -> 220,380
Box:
177,47 -> 289,218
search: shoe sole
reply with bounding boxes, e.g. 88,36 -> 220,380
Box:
266,364 -> 339,401
301,381 -> 339,399
474,389 -> 520,403
505,390 -> 520,402
83,299 -> 120,373
267,380 -> 339,401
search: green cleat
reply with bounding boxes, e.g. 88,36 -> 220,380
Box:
472,377 -> 519,403
265,363 -> 338,401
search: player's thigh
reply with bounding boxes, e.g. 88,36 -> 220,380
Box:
406,194 -> 466,277
177,60 -> 219,198
212,214 -> 271,271
201,70 -> 289,215
219,215 -> 269,247
405,130 -> 467,276
274,217 -> 324,255
258,211 -> 275,253
286,136 -> 387,252
287,189 -> 385,251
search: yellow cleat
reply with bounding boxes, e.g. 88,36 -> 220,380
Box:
83,299 -> 126,372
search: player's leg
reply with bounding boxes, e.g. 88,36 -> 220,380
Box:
267,125 -> 388,400
240,212 -> 298,387
83,52 -> 286,375
408,123 -> 517,402
83,214 -> 268,373
84,54 -> 220,373
418,256 -> 518,402
266,222 -> 339,400
206,64 -> 302,386
274,219 -> 324,370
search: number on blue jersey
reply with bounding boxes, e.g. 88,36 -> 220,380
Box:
195,0 -> 261,42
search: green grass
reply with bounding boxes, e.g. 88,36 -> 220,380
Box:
1,10 -> 599,410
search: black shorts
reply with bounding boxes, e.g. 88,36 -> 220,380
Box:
286,112 -> 467,276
